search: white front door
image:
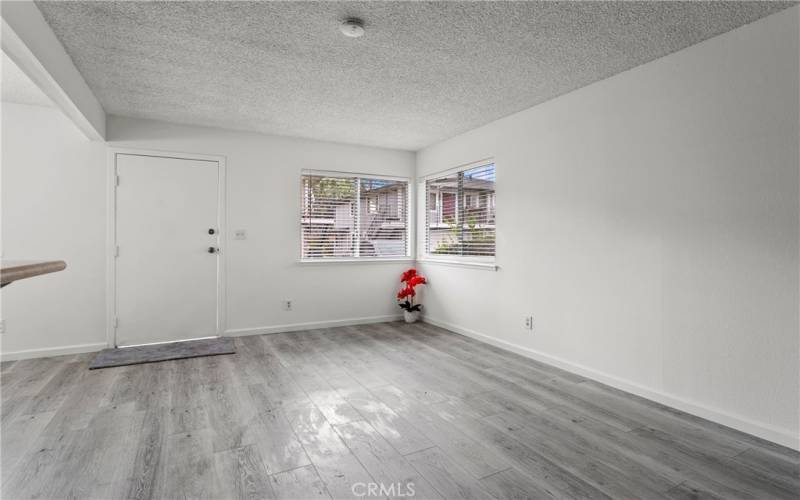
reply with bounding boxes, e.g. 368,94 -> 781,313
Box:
115,153 -> 220,346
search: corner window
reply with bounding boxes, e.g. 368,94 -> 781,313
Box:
300,171 -> 410,260
424,162 -> 496,261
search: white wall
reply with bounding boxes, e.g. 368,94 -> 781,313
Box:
107,116 -> 416,335
416,7 -> 800,449
1,109 -> 414,359
1,102 -> 107,356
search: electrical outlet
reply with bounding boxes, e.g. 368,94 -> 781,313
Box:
524,316 -> 534,330
234,229 -> 247,240
285,300 -> 292,311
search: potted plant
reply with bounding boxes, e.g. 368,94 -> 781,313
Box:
397,268 -> 427,323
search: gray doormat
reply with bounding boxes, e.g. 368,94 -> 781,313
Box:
89,337 -> 235,369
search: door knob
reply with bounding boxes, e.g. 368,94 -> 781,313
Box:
208,247 -> 218,254
208,228 -> 216,235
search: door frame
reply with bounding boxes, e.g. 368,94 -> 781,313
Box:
106,147 -> 227,348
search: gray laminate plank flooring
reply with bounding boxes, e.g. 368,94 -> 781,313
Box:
1,322 -> 798,499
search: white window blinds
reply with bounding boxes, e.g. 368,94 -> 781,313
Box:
425,162 -> 495,258
301,172 -> 409,259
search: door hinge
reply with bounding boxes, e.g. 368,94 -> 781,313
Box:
113,317 -> 119,329
115,174 -> 120,187
115,245 -> 120,257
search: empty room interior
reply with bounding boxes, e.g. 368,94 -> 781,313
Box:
1,1 -> 799,499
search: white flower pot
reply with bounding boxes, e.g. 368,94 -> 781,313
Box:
403,310 -> 420,323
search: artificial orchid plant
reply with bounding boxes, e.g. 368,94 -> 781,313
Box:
397,268 -> 427,312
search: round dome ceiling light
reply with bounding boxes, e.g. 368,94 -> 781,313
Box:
340,18 -> 365,38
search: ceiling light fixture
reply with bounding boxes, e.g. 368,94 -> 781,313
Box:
340,18 -> 365,38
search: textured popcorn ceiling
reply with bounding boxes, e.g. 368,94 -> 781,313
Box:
36,1 -> 793,150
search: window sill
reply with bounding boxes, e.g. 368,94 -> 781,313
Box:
417,258 -> 498,271
297,257 -> 414,265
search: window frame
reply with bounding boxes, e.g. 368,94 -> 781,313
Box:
299,169 -> 413,263
418,159 -> 497,269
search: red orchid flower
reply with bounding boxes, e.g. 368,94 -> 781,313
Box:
407,275 -> 427,287
397,269 -> 426,313
400,268 -> 417,283
397,286 -> 415,299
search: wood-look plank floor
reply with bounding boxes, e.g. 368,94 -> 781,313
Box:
2,322 -> 798,499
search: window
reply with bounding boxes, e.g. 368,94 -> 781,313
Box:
424,162 -> 495,260
300,171 -> 410,260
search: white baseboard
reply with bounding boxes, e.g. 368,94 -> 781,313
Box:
422,316 -> 800,452
0,315 -> 401,361
225,314 -> 403,337
1,342 -> 107,362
